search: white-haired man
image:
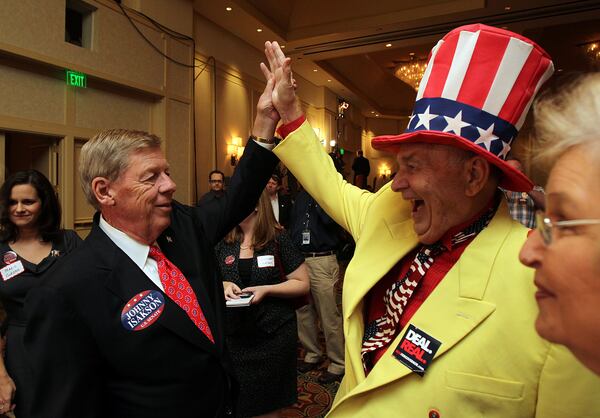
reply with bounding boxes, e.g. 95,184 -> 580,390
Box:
263,24 -> 600,417
24,81 -> 281,417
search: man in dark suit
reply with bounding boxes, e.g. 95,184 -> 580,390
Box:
197,169 -> 227,207
24,89 -> 280,416
351,150 -> 370,189
265,174 -> 292,228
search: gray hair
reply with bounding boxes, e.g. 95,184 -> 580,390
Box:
79,129 -> 162,210
533,73 -> 600,170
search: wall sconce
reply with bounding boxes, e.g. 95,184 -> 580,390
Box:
227,136 -> 245,166
329,139 -> 337,147
378,164 -> 391,178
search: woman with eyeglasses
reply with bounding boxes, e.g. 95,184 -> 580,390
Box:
520,73 -> 600,376
0,170 -> 82,416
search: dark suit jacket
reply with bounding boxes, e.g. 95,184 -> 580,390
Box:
277,193 -> 292,229
23,140 -> 279,418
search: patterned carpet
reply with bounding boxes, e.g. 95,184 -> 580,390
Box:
281,364 -> 341,418
280,259 -> 348,417
282,272 -> 345,417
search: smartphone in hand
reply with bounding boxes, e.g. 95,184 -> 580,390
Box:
226,292 -> 255,308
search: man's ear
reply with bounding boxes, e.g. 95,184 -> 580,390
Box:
91,177 -> 115,206
464,156 -> 491,197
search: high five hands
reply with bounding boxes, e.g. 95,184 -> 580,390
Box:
260,41 -> 303,125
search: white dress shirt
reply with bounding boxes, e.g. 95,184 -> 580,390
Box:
270,195 -> 280,222
99,215 -> 164,291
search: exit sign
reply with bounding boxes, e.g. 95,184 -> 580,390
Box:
66,70 -> 86,88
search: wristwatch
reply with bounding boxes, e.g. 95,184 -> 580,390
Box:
250,134 -> 278,145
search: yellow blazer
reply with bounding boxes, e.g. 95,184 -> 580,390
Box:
274,121 -> 600,418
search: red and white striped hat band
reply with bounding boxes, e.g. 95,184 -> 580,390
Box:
372,24 -> 554,192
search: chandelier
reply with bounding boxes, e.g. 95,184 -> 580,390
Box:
583,40 -> 600,62
394,53 -> 427,91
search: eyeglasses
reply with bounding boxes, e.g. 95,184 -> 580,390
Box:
209,179 -> 223,184
535,211 -> 600,245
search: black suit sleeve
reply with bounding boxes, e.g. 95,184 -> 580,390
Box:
194,139 -> 279,246
24,287 -> 103,418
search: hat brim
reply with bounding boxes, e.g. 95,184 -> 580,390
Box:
372,131 -> 533,192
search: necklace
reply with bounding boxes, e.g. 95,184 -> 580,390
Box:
240,244 -> 253,250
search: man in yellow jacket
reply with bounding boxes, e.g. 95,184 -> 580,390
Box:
262,24 -> 600,417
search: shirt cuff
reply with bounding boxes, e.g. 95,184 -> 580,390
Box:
276,115 -> 306,139
252,139 -> 275,151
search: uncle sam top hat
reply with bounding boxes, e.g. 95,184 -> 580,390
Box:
372,24 -> 554,192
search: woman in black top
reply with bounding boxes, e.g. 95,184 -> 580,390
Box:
0,170 -> 82,417
216,190 -> 309,418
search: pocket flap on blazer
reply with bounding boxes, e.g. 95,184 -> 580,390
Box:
446,370 -> 524,400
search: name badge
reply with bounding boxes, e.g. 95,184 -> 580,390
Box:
302,230 -> 311,245
257,255 -> 275,268
121,290 -> 165,332
393,324 -> 442,376
0,260 -> 25,281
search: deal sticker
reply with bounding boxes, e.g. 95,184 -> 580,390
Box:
393,324 -> 442,376
121,290 -> 165,332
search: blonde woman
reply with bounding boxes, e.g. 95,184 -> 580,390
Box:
520,73 -> 600,376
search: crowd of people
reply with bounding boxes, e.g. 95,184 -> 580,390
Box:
0,22 -> 598,418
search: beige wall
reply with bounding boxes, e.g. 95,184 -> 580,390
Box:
0,0 -> 194,236
193,13 -> 343,196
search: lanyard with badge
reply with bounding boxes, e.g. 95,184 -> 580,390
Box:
302,200 -> 312,245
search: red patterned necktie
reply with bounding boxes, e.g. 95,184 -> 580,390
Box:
361,205 -> 496,370
149,245 -> 214,343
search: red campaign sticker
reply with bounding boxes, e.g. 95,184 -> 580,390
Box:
225,255 -> 235,265
121,290 -> 165,332
3,251 -> 17,265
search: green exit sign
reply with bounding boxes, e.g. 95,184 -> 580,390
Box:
66,70 -> 86,88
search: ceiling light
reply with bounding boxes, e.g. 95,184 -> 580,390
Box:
281,45 -> 285,49
313,69 -> 318,72
327,79 -> 331,82
583,41 -> 600,62
370,111 -> 375,114
256,28 -> 262,32
225,7 -> 232,11
394,55 -> 427,91
385,43 -> 392,48
504,6 -> 511,11
375,114 -> 380,117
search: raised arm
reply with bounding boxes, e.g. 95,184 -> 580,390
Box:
263,41 -> 377,240
195,74 -> 280,245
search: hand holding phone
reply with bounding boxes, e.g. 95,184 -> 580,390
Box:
226,292 -> 255,308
